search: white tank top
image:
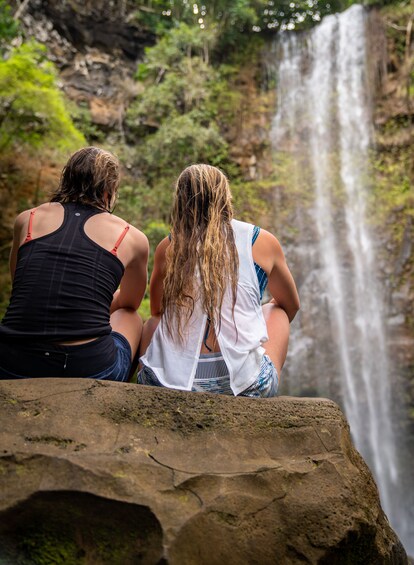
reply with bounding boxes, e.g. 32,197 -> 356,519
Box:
140,219 -> 268,395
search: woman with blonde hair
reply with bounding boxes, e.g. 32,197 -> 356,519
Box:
138,164 -> 299,396
0,146 -> 148,380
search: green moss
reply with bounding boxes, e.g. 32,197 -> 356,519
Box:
19,528 -> 81,565
15,523 -> 145,564
370,146 -> 413,248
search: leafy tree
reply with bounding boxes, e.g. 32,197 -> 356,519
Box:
125,21 -> 232,209
0,0 -> 18,53
143,112 -> 228,175
132,0 -> 358,45
0,42 -> 85,152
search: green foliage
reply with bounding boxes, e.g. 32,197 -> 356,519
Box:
69,101 -> 105,143
125,20 -> 235,217
371,146 -> 413,246
231,179 -> 272,224
138,295 -> 151,321
145,219 -> 170,248
0,0 -> 18,53
132,0 -> 369,44
142,112 -> 228,174
131,0 -> 192,34
117,180 -> 174,226
142,21 -> 217,69
127,22 -> 218,131
0,42 -> 85,152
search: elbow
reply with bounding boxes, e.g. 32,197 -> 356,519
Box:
288,296 -> 300,323
269,296 -> 300,323
150,306 -> 162,318
117,295 -> 142,312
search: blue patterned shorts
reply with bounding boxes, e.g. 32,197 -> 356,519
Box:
137,353 -> 278,397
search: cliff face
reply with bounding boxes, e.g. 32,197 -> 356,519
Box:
16,0 -> 154,129
371,4 -> 414,423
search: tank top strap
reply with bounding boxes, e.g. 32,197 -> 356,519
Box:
24,209 -> 37,243
111,225 -> 130,255
252,225 -> 260,245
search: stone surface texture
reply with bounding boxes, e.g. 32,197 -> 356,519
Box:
16,0 -> 153,129
0,378 -> 407,564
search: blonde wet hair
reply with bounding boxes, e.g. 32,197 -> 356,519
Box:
162,164 -> 239,342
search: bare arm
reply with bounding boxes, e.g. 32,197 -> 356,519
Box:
253,229 -> 300,322
111,228 -> 149,312
149,237 -> 170,316
9,210 -> 30,281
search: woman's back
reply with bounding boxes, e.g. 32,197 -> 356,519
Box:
138,163 -> 299,397
0,146 -> 149,381
140,219 -> 269,394
1,202 -> 129,341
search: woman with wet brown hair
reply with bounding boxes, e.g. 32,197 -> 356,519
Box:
138,164 -> 299,396
0,146 -> 149,380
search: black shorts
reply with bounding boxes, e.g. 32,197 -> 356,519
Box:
0,332 -> 131,380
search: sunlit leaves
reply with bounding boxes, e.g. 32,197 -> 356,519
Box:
0,43 -> 85,152
132,0 -> 364,39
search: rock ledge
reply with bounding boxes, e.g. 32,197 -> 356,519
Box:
0,378 -> 407,564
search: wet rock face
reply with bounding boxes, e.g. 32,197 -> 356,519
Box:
23,0 -> 151,59
17,0 -> 154,128
0,378 -> 407,564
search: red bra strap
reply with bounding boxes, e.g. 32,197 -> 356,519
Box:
24,209 -> 36,243
110,225 -> 130,255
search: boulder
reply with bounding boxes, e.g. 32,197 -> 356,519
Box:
0,378 -> 407,564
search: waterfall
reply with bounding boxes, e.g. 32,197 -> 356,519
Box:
271,4 -> 413,553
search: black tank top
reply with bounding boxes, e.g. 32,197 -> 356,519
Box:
0,202 -> 125,341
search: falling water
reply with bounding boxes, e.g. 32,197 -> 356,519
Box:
271,5 -> 412,553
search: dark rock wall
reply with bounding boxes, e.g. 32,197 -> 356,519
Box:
15,0 -> 154,129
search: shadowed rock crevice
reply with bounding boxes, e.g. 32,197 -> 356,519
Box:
0,490 -> 164,565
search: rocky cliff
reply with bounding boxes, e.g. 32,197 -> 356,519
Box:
15,0 -> 154,130
0,378 -> 407,564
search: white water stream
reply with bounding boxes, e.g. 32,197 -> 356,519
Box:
271,4 -> 412,553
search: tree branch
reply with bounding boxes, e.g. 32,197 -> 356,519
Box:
13,0 -> 31,20
385,20 -> 406,32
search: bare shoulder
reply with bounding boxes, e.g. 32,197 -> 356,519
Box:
156,236 -> 170,253
37,202 -> 62,211
256,228 -> 284,254
153,237 -> 170,269
252,227 -> 287,274
13,205 -> 44,233
106,214 -> 147,244
14,209 -> 31,229
128,224 -> 149,252
105,212 -> 130,229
